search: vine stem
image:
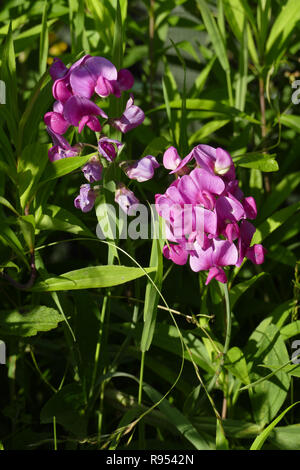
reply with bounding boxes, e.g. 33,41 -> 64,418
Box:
138,351 -> 146,449
206,282 -> 232,395
222,282 -> 232,357
221,282 -> 231,420
259,76 -> 271,193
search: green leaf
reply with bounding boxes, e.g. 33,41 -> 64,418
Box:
246,320 -> 290,427
261,363 -> 300,378
112,0 -> 124,70
189,120 -> 229,145
69,0 -> 88,54
39,0 -> 49,75
266,244 -> 297,267
143,384 -> 213,450
0,306 -> 63,336
270,300 -> 295,329
0,225 -> 29,266
225,346 -> 250,385
266,0 -> 300,57
141,136 -> 169,158
223,0 -> 258,65
113,323 -> 216,374
230,273 -> 266,309
31,266 -> 156,292
38,153 -> 94,186
192,56 -> 216,94
235,18 -> 248,112
232,152 -> 278,172
18,143 -> 49,210
95,189 -> 120,264
0,196 -> 19,216
280,320 -> 300,342
250,402 -> 300,450
0,22 -> 19,125
269,424 -> 300,450
176,40 -> 200,63
18,215 -> 35,251
140,223 -> 164,352
40,383 -> 87,438
216,418 -> 229,450
252,201 -> 300,244
196,0 -> 229,73
148,99 -> 261,125
280,114 -> 300,133
257,171 -> 300,222
36,204 -> 95,238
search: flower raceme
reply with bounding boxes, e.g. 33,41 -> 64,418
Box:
155,144 -> 266,285
44,54 -> 145,213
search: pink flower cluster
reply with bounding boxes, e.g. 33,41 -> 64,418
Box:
155,145 -> 266,285
44,55 -> 145,212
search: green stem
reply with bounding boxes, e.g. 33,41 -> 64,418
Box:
138,351 -> 146,449
226,70 -> 233,107
138,351 -> 145,405
206,282 -> 232,395
53,416 -> 57,450
90,295 -> 108,400
223,283 -> 232,357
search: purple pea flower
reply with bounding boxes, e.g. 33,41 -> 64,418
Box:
112,96 -> 145,133
82,156 -> 103,183
115,183 -> 140,215
63,96 -> 108,133
155,143 -> 266,284
117,69 -> 134,91
47,127 -> 80,162
98,137 -> 123,162
170,144 -> 235,180
74,184 -> 97,213
120,155 -> 159,182
44,101 -> 70,135
49,58 -> 68,81
52,55 -> 118,102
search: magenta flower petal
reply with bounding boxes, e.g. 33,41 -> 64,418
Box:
52,79 -> 72,103
69,66 -> 97,99
190,168 -> 225,195
205,267 -> 227,285
215,147 -> 233,175
212,239 -> 238,267
78,115 -> 101,133
74,184 -> 97,213
63,96 -> 107,127
243,196 -> 257,219
189,244 -> 214,272
121,155 -> 159,182
216,195 -> 245,224
95,76 -> 115,98
170,147 -> 194,174
117,69 -> 134,91
69,56 -> 117,98
49,58 -> 68,80
163,147 -> 182,171
224,222 -> 239,243
82,157 -> 103,182
112,96 -> 145,133
115,184 -> 140,215
240,220 -> 256,246
246,244 -> 266,265
44,111 -> 70,135
84,56 -> 118,81
98,137 -> 123,162
163,243 -> 188,265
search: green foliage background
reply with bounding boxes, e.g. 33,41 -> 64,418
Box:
0,0 -> 299,450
